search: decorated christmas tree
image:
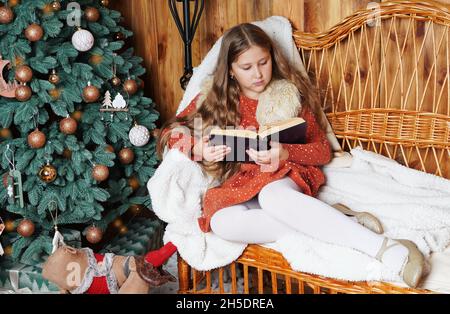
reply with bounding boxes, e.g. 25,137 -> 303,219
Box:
0,0 -> 159,265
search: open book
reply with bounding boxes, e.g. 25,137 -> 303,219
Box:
208,117 -> 307,162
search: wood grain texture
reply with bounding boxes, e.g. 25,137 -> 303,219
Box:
111,0 -> 450,125
111,0 -> 385,124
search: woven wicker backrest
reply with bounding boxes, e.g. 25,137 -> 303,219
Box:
294,0 -> 449,179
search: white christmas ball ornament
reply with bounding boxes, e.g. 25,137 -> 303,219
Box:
72,28 -> 95,52
129,124 -> 150,147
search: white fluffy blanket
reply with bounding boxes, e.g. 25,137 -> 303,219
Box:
147,147 -> 449,283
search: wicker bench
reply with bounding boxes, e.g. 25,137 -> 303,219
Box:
177,0 -> 450,294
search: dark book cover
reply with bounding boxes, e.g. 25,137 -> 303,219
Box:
208,119 -> 307,163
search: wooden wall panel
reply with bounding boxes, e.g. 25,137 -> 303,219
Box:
111,0 -> 382,125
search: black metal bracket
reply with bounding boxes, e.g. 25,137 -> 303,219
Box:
168,0 -> 205,90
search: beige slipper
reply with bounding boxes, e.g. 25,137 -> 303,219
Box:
332,203 -> 384,234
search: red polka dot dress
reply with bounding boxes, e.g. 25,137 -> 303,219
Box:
163,93 -> 332,233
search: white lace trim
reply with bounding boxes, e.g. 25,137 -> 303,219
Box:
70,248 -> 119,294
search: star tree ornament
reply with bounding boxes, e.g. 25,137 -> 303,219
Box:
72,27 -> 94,52
129,122 -> 150,147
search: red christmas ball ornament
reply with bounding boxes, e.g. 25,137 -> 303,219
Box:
17,219 -> 35,237
85,225 -> 103,244
24,23 -> 44,42
28,128 -> 46,148
59,116 -> 78,135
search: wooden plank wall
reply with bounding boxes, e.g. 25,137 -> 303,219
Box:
111,0 -> 377,125
112,0 -> 450,125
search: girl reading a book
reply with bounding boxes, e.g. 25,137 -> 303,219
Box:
155,23 -> 425,287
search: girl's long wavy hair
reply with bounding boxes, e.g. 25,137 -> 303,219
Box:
156,23 -> 326,185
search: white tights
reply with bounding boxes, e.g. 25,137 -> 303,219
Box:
210,177 -> 409,273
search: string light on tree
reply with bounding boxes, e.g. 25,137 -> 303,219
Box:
51,0 -> 61,12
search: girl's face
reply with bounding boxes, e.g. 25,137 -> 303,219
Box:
230,45 -> 272,100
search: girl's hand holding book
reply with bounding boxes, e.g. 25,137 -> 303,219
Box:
246,141 -> 289,167
193,135 -> 232,162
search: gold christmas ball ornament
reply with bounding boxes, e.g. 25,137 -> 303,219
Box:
49,88 -> 61,100
123,78 -> 138,95
51,1 -> 61,11
3,245 -> 13,256
128,176 -> 140,191
111,76 -> 121,86
8,0 -> 20,8
85,7 -> 100,22
0,128 -> 12,139
4,219 -> 15,232
25,23 -> 44,42
105,144 -> 114,153
49,69 -> 60,84
39,163 -> 57,183
59,116 -> 77,135
85,225 -> 103,244
17,219 -> 35,237
83,83 -> 100,103
118,147 -> 134,164
71,110 -> 83,122
28,129 -> 46,148
0,6 -> 14,24
15,65 -> 33,83
89,54 -> 103,65
15,84 -> 32,101
92,164 -> 109,182
100,0 -> 109,7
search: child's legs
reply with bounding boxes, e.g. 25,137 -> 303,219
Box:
210,197 -> 295,244
257,177 -> 388,258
